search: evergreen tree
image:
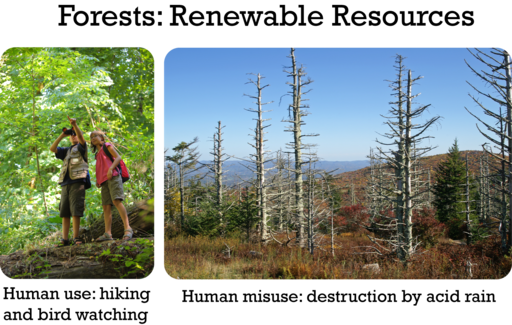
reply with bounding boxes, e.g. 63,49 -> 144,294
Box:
230,187 -> 259,241
432,139 -> 466,237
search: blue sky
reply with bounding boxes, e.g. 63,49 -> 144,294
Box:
165,48 -> 501,161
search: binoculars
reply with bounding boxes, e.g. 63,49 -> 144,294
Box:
62,127 -> 76,136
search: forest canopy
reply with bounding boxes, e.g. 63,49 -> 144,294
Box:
0,47 -> 154,255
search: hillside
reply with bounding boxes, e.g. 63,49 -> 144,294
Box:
333,150 -> 494,195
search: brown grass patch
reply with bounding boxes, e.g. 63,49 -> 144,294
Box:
164,234 -> 511,279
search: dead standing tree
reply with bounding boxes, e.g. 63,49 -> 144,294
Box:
304,154 -> 321,254
260,148 -> 292,238
268,149 -> 289,231
303,153 -> 338,255
465,48 -> 512,252
365,148 -> 395,239
269,150 -> 334,254
282,48 -> 319,247
266,151 -> 295,244
367,55 -> 408,258
372,55 -> 440,262
484,106 -> 509,236
203,121 -> 230,229
244,73 -> 274,243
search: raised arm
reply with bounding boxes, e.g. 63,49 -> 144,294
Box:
50,132 -> 67,153
68,116 -> 86,146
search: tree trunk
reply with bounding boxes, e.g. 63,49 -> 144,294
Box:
245,74 -> 270,243
0,239 -> 153,279
179,164 -> 185,227
404,70 -> 413,260
290,49 -> 306,247
0,200 -> 153,279
465,153 -> 472,245
81,199 -> 154,242
506,53 -> 512,251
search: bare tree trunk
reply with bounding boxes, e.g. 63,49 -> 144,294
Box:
506,53 -> 512,251
307,187 -> 313,254
286,153 -> 293,233
465,153 -> 472,245
283,47 -> 318,247
404,70 -> 413,259
330,203 -> 335,257
179,165 -> 185,226
486,157 -> 491,225
1,238 -> 153,279
273,149 -> 287,231
498,107 -> 508,251
396,163 -> 405,260
479,156 -> 484,223
212,121 -> 227,227
427,170 -> 432,208
290,49 -> 306,247
245,73 -> 272,243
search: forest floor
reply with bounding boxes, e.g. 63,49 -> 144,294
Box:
164,233 -> 511,279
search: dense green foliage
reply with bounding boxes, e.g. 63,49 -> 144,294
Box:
0,48 -> 154,254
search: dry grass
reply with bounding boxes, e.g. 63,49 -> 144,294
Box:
164,233 -> 511,279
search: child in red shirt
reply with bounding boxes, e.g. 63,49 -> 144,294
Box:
90,130 -> 133,241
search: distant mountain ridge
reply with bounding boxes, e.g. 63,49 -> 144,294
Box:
185,150 -> 491,187
189,160 -> 371,185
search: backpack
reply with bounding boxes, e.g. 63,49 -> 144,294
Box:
67,144 -> 91,190
102,143 -> 130,183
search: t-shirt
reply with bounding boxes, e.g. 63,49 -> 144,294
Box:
56,142 -> 88,186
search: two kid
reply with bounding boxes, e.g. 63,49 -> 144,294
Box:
53,117 -> 132,245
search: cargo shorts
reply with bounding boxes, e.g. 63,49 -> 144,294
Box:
60,182 -> 86,218
101,174 -> 125,206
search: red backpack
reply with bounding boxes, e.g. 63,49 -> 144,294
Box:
102,144 -> 130,183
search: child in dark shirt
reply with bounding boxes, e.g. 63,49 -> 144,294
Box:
50,116 -> 88,246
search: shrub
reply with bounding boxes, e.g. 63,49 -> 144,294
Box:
470,234 -> 505,265
413,207 -> 447,248
336,204 -> 369,232
164,221 -> 182,239
444,215 -> 467,240
320,204 -> 371,235
469,222 -> 493,243
328,215 -> 348,230
365,207 -> 396,240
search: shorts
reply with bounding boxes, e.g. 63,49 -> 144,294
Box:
60,183 -> 86,218
101,174 -> 125,206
